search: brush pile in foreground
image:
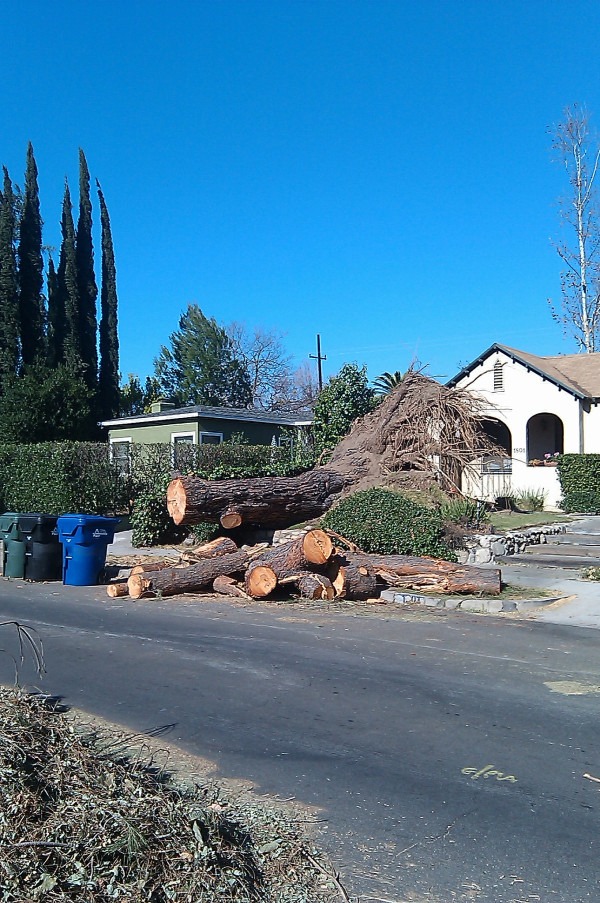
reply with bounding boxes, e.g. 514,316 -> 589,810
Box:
0,689 -> 337,902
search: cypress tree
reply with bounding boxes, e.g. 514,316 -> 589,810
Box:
57,181 -> 80,365
97,181 -> 120,420
75,149 -> 98,391
18,142 -> 46,364
46,257 -> 61,367
0,168 -> 21,380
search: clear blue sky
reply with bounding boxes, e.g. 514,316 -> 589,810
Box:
3,0 -> 600,385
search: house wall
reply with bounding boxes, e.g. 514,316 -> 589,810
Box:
107,418 -> 291,446
455,349 -> 597,510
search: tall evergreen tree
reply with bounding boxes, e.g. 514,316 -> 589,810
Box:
56,181 -> 80,365
75,149 -> 98,390
0,167 -> 21,380
97,181 -> 120,419
46,257 -> 61,367
18,142 -> 45,364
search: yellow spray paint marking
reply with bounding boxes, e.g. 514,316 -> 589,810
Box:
461,765 -> 517,783
544,680 -> 600,696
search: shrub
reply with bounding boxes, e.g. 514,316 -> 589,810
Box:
439,498 -> 488,528
513,488 -> 546,512
130,491 -> 190,547
0,442 -> 128,515
557,454 -> 600,512
321,487 -> 457,561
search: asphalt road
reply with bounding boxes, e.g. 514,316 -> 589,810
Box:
0,580 -> 599,903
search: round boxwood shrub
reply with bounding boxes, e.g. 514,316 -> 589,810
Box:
321,487 -> 457,561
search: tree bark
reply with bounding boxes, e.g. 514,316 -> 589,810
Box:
341,552 -> 501,595
166,470 -> 345,529
127,549 -> 249,599
296,574 -> 335,600
327,553 -> 378,599
212,575 -> 250,599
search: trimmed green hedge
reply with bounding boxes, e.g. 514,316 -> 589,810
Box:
0,443 -> 128,515
557,454 -> 600,513
321,487 -> 457,561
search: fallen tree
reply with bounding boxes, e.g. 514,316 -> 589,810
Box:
120,529 -> 501,601
166,470 -> 345,529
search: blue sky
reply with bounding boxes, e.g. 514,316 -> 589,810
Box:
3,0 -> 600,385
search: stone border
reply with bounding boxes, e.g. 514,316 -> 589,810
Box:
456,525 -> 567,565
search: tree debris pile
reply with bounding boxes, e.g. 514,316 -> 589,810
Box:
115,529 -> 501,601
0,688 -> 338,902
324,368 -> 502,493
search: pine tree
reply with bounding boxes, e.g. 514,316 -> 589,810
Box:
75,149 -> 98,390
97,181 -> 120,419
0,167 -> 21,380
56,181 -> 80,365
18,142 -> 45,365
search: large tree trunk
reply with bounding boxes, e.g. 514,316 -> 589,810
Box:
128,550 -> 249,599
327,553 -> 378,599
341,552 -> 501,595
166,470 -> 345,529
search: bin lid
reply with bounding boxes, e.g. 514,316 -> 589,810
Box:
17,513 -> 59,530
57,514 -> 121,539
0,512 -> 20,531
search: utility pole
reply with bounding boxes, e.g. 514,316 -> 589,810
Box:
309,333 -> 327,392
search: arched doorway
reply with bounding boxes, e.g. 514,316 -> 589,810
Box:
526,413 -> 564,464
480,418 -> 512,473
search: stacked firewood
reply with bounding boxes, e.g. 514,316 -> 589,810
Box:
106,529 -> 501,601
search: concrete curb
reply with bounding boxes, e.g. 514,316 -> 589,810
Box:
379,588 -> 567,614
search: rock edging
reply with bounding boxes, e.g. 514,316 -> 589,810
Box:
456,524 -> 567,565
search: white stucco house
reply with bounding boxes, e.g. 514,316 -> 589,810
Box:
446,343 -> 600,510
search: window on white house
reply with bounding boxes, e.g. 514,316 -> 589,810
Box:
110,439 -> 131,476
493,361 -> 503,391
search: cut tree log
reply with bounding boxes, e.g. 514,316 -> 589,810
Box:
106,582 -> 129,598
166,470 -> 345,529
296,574 -> 335,600
243,529 -> 334,599
183,537 -> 238,559
212,575 -> 251,599
127,549 -> 249,599
341,551 -> 501,595
327,553 -> 378,599
130,561 -> 172,576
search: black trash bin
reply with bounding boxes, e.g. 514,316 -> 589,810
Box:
0,513 -> 23,577
17,514 -> 62,581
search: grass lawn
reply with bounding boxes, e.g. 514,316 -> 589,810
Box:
488,510 -> 575,532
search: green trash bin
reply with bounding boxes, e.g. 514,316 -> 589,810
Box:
0,513 -> 24,578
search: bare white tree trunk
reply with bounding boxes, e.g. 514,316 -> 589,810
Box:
551,105 -> 600,353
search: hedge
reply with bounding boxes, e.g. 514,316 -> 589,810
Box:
321,487 -> 457,561
0,443 -> 128,515
557,454 -> 600,513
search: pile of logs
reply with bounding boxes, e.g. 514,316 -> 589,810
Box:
107,528 -> 501,602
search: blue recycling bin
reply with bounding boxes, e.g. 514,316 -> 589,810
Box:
57,515 -> 121,586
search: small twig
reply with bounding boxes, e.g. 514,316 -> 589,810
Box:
584,772 -> 600,784
6,840 -> 73,848
302,849 -> 351,903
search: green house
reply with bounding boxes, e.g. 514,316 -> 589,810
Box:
100,401 -> 313,471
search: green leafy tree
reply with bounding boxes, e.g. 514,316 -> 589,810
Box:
312,363 -> 375,451
97,182 -> 120,420
75,149 -> 98,390
0,361 -> 93,442
0,167 -> 21,379
18,142 -> 45,364
373,370 -> 404,396
119,374 -> 162,415
154,303 -> 252,407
